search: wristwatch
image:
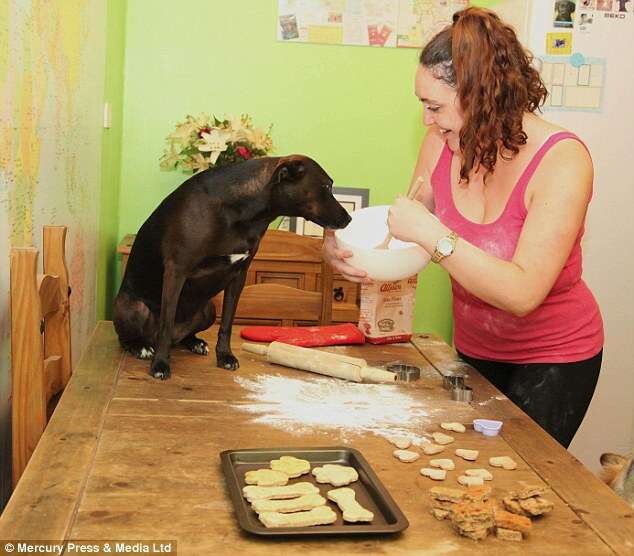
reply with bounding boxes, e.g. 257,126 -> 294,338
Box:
431,231 -> 458,263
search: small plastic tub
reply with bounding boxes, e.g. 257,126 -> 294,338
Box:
473,418 -> 503,437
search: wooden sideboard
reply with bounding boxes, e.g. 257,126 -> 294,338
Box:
116,230 -> 360,323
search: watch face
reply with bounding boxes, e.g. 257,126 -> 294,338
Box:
438,238 -> 453,256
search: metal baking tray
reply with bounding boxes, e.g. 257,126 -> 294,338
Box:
220,446 -> 409,536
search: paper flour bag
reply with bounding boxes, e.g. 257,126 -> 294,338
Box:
358,276 -> 418,344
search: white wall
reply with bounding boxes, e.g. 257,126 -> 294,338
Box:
528,1 -> 634,470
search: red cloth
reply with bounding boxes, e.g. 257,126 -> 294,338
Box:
432,131 -> 603,363
240,323 -> 365,347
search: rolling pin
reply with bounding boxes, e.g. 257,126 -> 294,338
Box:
242,341 -> 396,383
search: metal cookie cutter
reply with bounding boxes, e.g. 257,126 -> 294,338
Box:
452,385 -> 473,403
387,362 -> 421,382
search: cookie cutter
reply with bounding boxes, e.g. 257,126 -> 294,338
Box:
473,418 -> 503,436
451,385 -> 473,403
387,362 -> 421,382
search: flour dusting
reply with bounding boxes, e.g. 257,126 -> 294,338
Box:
232,374 -> 433,441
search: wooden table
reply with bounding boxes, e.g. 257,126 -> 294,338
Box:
1,322 -> 632,555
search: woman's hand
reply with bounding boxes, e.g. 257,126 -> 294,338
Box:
323,230 -> 373,284
387,196 -> 433,245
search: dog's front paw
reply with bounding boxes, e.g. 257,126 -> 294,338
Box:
217,353 -> 240,371
150,359 -> 171,380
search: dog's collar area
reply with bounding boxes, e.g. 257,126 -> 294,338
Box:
228,252 -> 249,263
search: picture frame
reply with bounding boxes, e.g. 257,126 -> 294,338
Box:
289,186 -> 370,237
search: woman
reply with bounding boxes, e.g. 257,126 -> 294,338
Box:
323,7 -> 603,448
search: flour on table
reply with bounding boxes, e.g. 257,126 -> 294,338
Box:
232,374 -> 432,441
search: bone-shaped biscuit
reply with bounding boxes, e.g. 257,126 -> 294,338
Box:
251,494 -> 326,514
312,464 -> 359,487
258,505 -> 337,528
455,448 -> 479,461
489,456 -> 517,470
441,422 -> 466,433
430,458 -> 455,470
393,449 -> 420,462
244,468 -> 289,487
432,432 -> 455,445
270,456 -> 311,478
420,468 -> 447,481
464,468 -> 493,481
243,482 -> 319,502
327,487 -> 374,522
422,443 -> 445,455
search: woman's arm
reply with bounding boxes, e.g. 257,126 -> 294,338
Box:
388,139 -> 593,317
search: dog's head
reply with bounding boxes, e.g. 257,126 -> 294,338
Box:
269,155 -> 351,230
600,452 -> 634,507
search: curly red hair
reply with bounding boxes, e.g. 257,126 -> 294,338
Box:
420,7 -> 548,182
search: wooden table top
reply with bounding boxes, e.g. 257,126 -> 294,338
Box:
1,321 -> 632,555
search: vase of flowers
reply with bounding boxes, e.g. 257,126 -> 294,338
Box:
159,113 -> 274,174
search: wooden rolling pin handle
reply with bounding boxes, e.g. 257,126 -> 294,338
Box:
242,343 -> 268,355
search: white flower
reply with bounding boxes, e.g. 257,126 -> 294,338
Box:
198,128 -> 232,164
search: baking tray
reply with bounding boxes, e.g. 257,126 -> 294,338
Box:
220,446 -> 409,536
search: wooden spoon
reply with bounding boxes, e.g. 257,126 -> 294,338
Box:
375,176 -> 425,250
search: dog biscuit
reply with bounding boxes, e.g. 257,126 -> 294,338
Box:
258,505 -> 337,528
441,422 -> 466,433
312,464 -> 358,487
430,458 -> 455,471
489,456 -> 517,470
244,469 -> 289,487
270,455 -> 311,478
243,482 -> 319,502
430,486 -> 465,503
455,449 -> 479,461
420,468 -> 447,481
251,494 -> 326,514
423,443 -> 446,455
393,449 -> 420,462
327,487 -> 374,522
387,435 -> 412,449
496,527 -> 523,542
464,468 -> 493,481
493,508 -> 532,534
458,475 -> 484,487
510,485 -> 547,499
432,432 -> 455,445
431,508 -> 451,520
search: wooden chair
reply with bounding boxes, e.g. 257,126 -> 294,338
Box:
214,230 -> 333,326
10,226 -> 71,486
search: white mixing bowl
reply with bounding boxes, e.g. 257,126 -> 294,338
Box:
334,205 -> 431,281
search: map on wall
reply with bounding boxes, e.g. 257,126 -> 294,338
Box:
277,0 -> 468,47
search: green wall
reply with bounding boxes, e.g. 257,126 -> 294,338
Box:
97,0 -> 126,320
116,0 -> 453,341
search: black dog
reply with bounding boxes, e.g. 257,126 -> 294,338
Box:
113,155 -> 351,379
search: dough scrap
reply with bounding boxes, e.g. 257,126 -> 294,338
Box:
422,443 -> 446,455
464,468 -> 493,481
251,494 -> 326,514
496,527 -> 523,542
430,458 -> 455,471
387,435 -> 412,449
489,456 -> 517,470
270,455 -> 311,478
244,468 -> 289,487
393,449 -> 420,462
258,505 -> 337,528
441,422 -> 466,433
243,482 -> 319,502
327,487 -> 374,522
432,432 -> 455,445
431,508 -> 451,520
458,474 -> 484,487
420,468 -> 447,481
312,464 -> 359,487
455,449 -> 479,461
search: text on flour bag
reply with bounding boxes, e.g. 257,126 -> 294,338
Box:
357,276 -> 418,344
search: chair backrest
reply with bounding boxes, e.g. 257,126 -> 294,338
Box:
214,229 -> 333,326
10,226 -> 71,486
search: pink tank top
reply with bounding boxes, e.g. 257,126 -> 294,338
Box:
431,131 -> 603,363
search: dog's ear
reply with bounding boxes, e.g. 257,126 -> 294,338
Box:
272,158 -> 306,184
600,453 -> 628,467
